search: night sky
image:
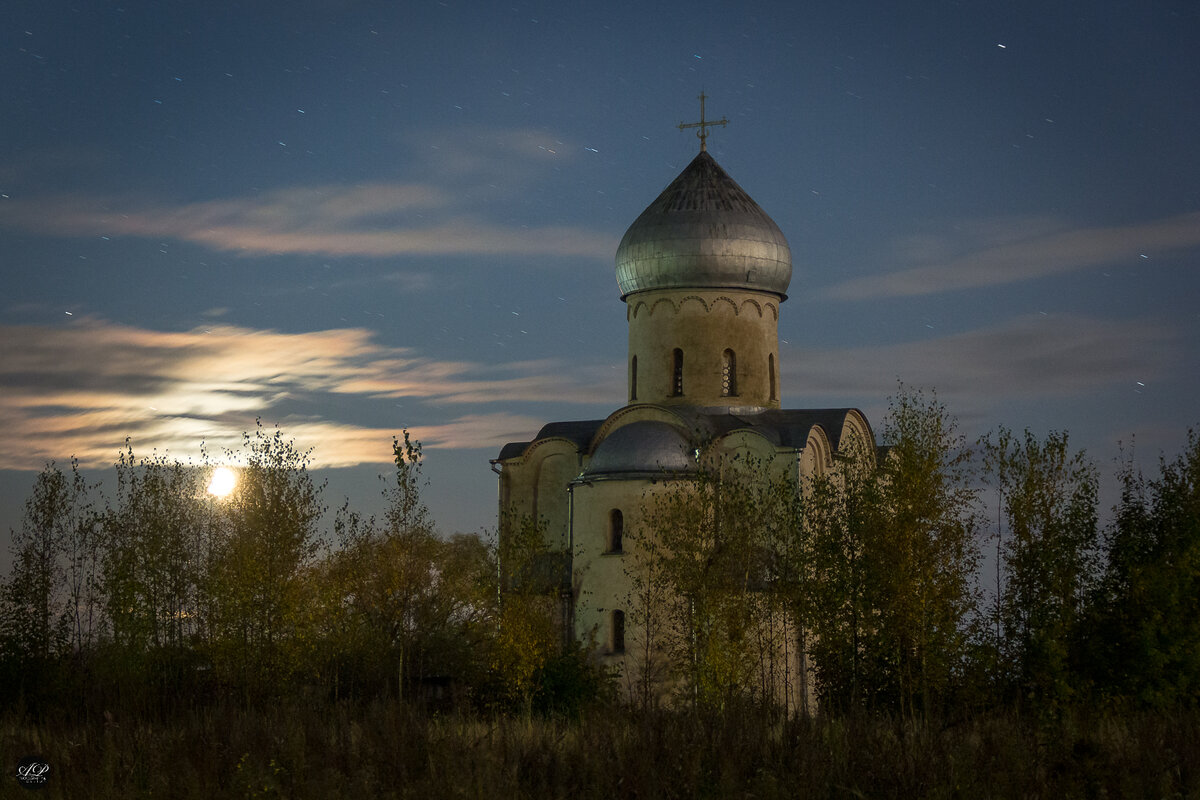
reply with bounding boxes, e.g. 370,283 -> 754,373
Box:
3,1 -> 1198,554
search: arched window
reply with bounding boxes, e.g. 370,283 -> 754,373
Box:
769,353 -> 777,401
630,356 -> 638,401
607,508 -> 624,553
611,609 -> 625,653
721,349 -> 738,397
671,349 -> 684,396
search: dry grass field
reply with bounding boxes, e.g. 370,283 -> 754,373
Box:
3,700 -> 1197,799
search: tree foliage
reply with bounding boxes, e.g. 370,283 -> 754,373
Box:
1,461 -> 94,664
639,456 -> 778,709
316,433 -> 494,702
804,387 -> 980,716
103,445 -> 207,655
980,427 -> 1099,711
800,433 -> 880,712
3,411 -> 1199,722
1083,430 -> 1200,708
202,425 -> 326,699
492,510 -> 569,708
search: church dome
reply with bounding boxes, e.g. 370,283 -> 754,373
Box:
615,150 -> 792,300
582,421 -> 698,478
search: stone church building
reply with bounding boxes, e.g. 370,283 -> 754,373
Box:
492,112 -> 875,703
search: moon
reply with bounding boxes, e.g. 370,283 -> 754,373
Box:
207,466 -> 237,497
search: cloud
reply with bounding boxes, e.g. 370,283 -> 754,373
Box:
0,184 -> 613,259
412,126 -> 579,181
1,311 -> 1174,471
0,319 -> 621,471
784,312 -> 1175,406
822,212 -> 1200,300
197,414 -> 555,468
0,126 -> 614,260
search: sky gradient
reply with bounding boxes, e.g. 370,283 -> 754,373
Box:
3,0 -> 1198,552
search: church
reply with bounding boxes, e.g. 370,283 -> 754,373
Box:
492,99 -> 875,703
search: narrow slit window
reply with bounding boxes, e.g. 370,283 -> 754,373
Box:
769,354 -> 777,401
671,349 -> 684,396
608,508 -> 624,553
611,609 -> 625,653
630,355 -> 638,401
721,349 -> 738,397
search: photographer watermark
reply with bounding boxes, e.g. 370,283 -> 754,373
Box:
16,756 -> 50,791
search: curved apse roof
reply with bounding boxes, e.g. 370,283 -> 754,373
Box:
614,150 -> 792,300
581,420 -> 698,479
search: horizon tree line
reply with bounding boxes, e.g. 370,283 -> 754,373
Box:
2,394 -> 1199,718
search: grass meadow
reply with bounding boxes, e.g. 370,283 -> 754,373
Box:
3,700 -> 1197,798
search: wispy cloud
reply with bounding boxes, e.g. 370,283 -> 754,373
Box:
412,126 -> 579,182
0,319 -> 620,470
0,311 -> 1181,472
822,212 -> 1200,300
785,312 -> 1175,405
0,126 -> 615,260
0,185 -> 613,259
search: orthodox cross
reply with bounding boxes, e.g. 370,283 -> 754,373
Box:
678,92 -> 728,152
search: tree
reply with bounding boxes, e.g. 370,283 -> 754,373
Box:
322,433 -> 494,701
0,461 -> 100,707
1,462 -> 94,663
800,434 -> 881,712
805,387 -> 980,716
638,452 -> 789,711
102,445 -> 206,655
1084,430 -> 1200,707
980,427 -> 1098,711
872,388 -> 980,716
58,459 -> 103,655
492,510 -> 561,708
207,424 -> 326,698
621,520 -> 674,709
384,431 -> 432,535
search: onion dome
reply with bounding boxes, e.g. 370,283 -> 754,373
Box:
582,421 -> 697,478
614,150 -> 792,300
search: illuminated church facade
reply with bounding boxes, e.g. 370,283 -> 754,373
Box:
492,107 -> 874,706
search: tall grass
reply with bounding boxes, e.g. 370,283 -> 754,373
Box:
2,700 -> 1197,798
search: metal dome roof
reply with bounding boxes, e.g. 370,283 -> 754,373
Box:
615,150 -> 792,300
582,421 -> 698,478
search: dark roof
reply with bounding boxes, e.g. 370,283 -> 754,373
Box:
719,408 -> 868,452
494,419 -> 605,463
495,408 -> 872,469
495,441 -> 531,461
580,420 -> 698,478
535,419 -> 606,446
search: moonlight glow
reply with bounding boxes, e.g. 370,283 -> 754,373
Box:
207,467 -> 237,498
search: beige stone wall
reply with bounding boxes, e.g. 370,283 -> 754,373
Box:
569,477 -> 660,653
626,289 -> 782,409
497,440 -> 585,552
569,475 -> 681,702
571,466 -> 817,713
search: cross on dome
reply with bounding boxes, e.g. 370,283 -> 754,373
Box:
677,92 -> 728,152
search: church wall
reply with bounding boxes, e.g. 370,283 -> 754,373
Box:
496,461 -> 531,526
626,288 -> 781,409
708,431 -> 796,482
496,441 -> 584,554
535,452 -> 574,551
570,471 -> 814,711
568,477 -> 677,667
